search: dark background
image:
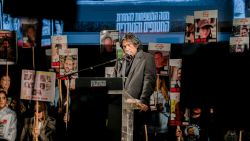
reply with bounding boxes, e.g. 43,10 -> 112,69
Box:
2,0 -> 250,139
4,41 -> 249,130
3,0 -> 77,21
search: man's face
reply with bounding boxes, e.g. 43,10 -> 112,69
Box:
103,38 -> 113,52
64,59 -> 73,73
199,27 -> 211,38
154,53 -> 163,68
122,40 -> 137,56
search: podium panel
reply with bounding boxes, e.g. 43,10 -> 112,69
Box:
72,77 -> 123,140
71,85 -> 108,140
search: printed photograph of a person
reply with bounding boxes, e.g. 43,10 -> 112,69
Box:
170,66 -> 181,88
52,44 -> 62,65
60,55 -> 78,79
197,19 -> 212,41
0,38 -> 14,61
235,44 -> 244,53
59,55 -> 78,90
154,51 -> 168,75
195,18 -> 216,43
59,48 -> 78,78
51,35 -> 68,68
240,25 -> 249,37
148,43 -> 170,76
22,24 -> 36,48
0,31 -> 17,64
229,37 -> 249,53
100,30 -> 118,62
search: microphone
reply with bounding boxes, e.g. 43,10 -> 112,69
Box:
115,54 -> 130,64
116,54 -> 128,62
123,53 -> 133,61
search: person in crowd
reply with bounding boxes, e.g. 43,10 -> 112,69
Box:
240,25 -> 248,37
20,101 -> 56,141
0,90 -> 17,141
148,51 -> 170,140
0,73 -> 17,109
0,74 -> 11,94
197,19 -> 213,42
114,32 -> 156,141
0,38 -> 15,62
46,67 -> 72,141
0,72 -> 28,141
149,75 -> 170,141
23,25 -> 36,48
175,106 -> 207,141
0,73 -> 14,110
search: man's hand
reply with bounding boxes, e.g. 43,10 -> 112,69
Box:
125,98 -> 149,112
139,103 -> 149,112
125,98 -> 138,104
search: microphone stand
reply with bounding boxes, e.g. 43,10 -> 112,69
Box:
57,58 -> 119,80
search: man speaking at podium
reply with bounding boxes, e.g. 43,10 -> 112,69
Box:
114,33 -> 156,141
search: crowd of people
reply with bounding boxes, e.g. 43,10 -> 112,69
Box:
0,32 -> 238,141
0,72 -> 68,141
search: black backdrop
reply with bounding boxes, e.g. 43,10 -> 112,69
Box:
181,42 -> 250,129
3,0 -> 77,21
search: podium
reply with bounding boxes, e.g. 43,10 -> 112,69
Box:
74,77 -> 123,140
74,77 -> 139,141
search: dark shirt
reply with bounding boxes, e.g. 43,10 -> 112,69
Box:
125,56 -> 133,77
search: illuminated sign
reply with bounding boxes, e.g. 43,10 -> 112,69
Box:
116,11 -> 170,33
77,0 -> 199,5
